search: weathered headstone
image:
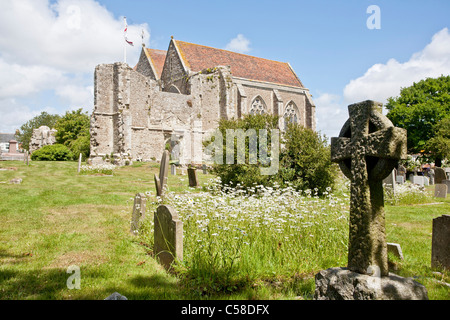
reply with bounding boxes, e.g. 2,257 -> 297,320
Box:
130,193 -> 147,235
154,150 -> 170,197
187,167 -> 199,187
435,167 -> 446,184
171,164 -> 176,175
77,153 -> 82,173
104,292 -> 128,300
316,100 -> 428,300
154,205 -> 183,269
443,180 -> 450,194
428,168 -> 435,185
431,215 -> 450,269
202,164 -> 207,174
398,164 -> 406,178
434,184 -> 447,198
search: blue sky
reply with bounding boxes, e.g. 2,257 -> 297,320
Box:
1,0 -> 449,139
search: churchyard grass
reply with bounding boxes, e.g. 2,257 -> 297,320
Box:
0,161 -> 448,299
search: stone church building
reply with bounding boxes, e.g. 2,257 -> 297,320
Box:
90,38 -> 315,165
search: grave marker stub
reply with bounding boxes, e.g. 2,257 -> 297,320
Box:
154,205 -> 183,269
330,100 -> 407,276
130,193 -> 147,234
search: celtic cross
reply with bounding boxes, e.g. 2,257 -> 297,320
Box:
331,100 -> 407,276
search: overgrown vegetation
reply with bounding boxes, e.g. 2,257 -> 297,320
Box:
30,144 -> 74,161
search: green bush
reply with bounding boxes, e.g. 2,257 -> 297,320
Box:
277,123 -> 338,194
30,144 -> 74,161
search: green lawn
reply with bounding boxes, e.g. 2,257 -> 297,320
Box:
0,161 -> 448,300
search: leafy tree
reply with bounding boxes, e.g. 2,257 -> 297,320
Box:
16,112 -> 61,151
385,75 -> 450,164
427,117 -> 450,167
54,109 -> 90,159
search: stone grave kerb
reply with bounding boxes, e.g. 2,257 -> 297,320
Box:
331,100 -> 407,276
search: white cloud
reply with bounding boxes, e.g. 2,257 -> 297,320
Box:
0,0 -> 149,132
225,34 -> 251,54
343,28 -> 450,104
314,93 -> 348,140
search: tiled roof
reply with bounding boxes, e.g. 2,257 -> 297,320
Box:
174,40 -> 304,88
145,48 -> 166,79
0,133 -> 16,144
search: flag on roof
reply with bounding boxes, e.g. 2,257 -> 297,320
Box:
123,17 -> 134,46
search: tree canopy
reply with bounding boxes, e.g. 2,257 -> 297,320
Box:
16,112 -> 61,151
385,75 -> 450,164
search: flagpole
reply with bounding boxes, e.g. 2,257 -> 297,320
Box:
123,17 -> 127,64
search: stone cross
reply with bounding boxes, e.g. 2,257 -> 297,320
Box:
154,205 -> 183,269
130,193 -> 147,234
331,100 -> 407,276
154,150 -> 170,197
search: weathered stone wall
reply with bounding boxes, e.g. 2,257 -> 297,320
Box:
29,126 -> 57,153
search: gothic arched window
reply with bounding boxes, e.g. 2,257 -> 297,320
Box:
284,102 -> 299,129
250,97 -> 266,115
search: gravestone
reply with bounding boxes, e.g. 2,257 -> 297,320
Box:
396,175 -> 404,185
171,164 -> 176,175
443,180 -> 450,194
431,215 -> 450,269
435,167 -> 446,184
130,193 -> 147,235
383,169 -> 396,195
202,164 -> 207,174
412,176 -> 424,187
434,184 -> 447,198
398,164 -> 406,179
316,100 -> 428,300
187,167 -> 199,187
423,176 -> 429,186
77,153 -> 82,173
428,169 -> 435,185
154,150 -> 170,197
154,205 -> 183,269
104,292 -> 128,300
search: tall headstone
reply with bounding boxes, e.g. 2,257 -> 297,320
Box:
316,100 -> 428,300
154,150 -> 170,197
171,164 -> 176,175
428,168 -> 435,185
398,164 -> 406,179
431,215 -> 450,269
435,167 -> 446,184
154,205 -> 183,269
187,167 -> 199,187
130,193 -> 147,234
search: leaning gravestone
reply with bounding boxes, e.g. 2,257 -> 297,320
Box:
316,100 -> 428,300
154,150 -> 170,197
187,167 -> 199,187
130,193 -> 147,235
154,205 -> 183,269
431,215 -> 450,269
435,167 -> 446,184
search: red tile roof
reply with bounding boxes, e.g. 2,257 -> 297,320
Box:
145,48 -> 166,79
174,40 -> 304,88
